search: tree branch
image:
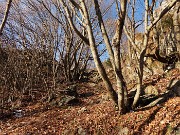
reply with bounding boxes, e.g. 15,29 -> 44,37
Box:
0,0 -> 12,35
147,0 -> 177,31
124,26 -> 141,53
59,0 -> 89,45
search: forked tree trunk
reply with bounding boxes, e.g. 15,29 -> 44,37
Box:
93,0 -> 128,113
132,0 -> 149,108
132,49 -> 147,108
80,0 -> 118,106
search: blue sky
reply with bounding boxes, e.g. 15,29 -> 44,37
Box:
100,0 -> 146,61
0,0 -> 162,62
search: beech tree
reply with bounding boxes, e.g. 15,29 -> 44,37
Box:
40,0 -> 178,113
1,0 -> 178,114
0,0 -> 94,112
43,0 -> 129,113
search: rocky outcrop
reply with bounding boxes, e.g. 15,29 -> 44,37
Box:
49,95 -> 79,107
60,85 -> 78,97
48,84 -> 79,107
144,85 -> 159,96
173,2 -> 180,50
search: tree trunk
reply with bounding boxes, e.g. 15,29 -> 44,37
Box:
113,0 -> 129,113
93,0 -> 128,113
80,0 -> 118,106
132,0 -> 149,108
132,48 -> 146,109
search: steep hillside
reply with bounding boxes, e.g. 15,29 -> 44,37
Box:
0,69 -> 179,135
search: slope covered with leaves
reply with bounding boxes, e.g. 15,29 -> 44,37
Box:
0,69 -> 179,135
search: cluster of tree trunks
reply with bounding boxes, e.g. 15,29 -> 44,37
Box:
0,0 -> 179,114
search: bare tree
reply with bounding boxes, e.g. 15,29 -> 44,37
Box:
53,0 -> 129,113
0,0 -> 12,35
124,0 -> 178,108
0,0 -> 94,110
1,0 -> 178,114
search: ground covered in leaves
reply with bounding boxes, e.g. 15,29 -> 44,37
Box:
0,69 -> 180,135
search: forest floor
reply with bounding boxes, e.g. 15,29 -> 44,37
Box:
0,69 -> 180,135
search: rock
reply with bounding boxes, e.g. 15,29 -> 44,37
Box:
62,85 -> 78,97
118,127 -> 129,135
88,82 -> 96,87
160,120 -> 165,125
91,72 -> 102,83
144,85 -> 159,96
77,127 -> 86,135
48,85 -> 80,107
63,129 -> 71,135
89,100 -> 94,104
176,62 -> 180,69
50,95 -> 79,107
78,107 -> 87,114
46,93 -> 57,103
101,93 -> 111,102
